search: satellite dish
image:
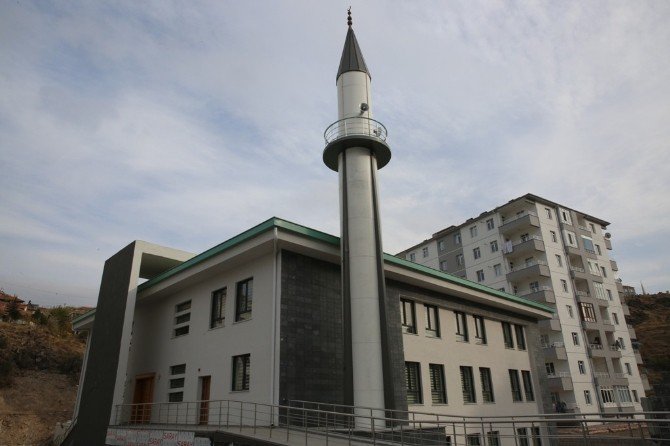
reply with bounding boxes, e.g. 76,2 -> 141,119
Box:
605,233 -> 611,239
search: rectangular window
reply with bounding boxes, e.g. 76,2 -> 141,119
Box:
480,367 -> 495,403
601,388 -> 615,404
606,289 -> 613,300
567,305 -> 574,318
476,270 -> 485,282
169,377 -> 185,389
545,362 -> 555,375
470,226 -> 478,238
174,300 -> 191,338
425,304 -> 440,338
409,253 -> 416,262
487,431 -> 500,446
502,322 -> 514,349
517,428 -> 529,446
235,278 -> 253,322
456,253 -> 464,266
401,299 -> 417,334
169,392 -> 184,403
473,247 -> 481,259
625,363 -> 632,375
440,260 -> 448,271
422,247 -> 429,258
509,369 -> 522,402
579,303 -> 597,322
429,364 -> 447,404
550,231 -> 557,242
210,287 -> 227,328
545,208 -> 552,219
455,312 -> 469,342
522,370 -> 534,401
454,233 -> 462,245
616,386 -> 632,403
530,281 -> 539,293
474,316 -> 487,344
595,244 -> 602,255
561,279 -> 568,292
601,266 -> 607,278
515,325 -> 526,350
632,390 -> 639,403
578,360 -> 586,374
531,427 -> 542,446
405,362 -> 422,404
466,434 -> 481,446
589,223 -> 596,232
584,390 -> 592,404
170,364 -> 186,375
438,240 -> 446,251
460,366 -> 476,403
555,254 -> 562,267
612,312 -> 619,325
582,236 -> 595,253
169,363 -> 186,402
490,240 -> 499,252
494,263 -> 502,276
572,332 -> 580,346
232,354 -> 250,391
594,282 -> 607,300
486,218 -> 495,230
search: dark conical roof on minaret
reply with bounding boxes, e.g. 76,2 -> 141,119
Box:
336,8 -> 370,81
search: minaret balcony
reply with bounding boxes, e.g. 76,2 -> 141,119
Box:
323,117 -> 391,171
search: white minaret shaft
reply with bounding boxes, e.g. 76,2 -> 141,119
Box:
323,12 -> 392,425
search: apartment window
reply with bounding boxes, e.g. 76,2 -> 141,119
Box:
174,300 -> 191,337
515,325 -> 526,350
440,260 -> 448,271
561,279 -> 568,292
516,428 -> 529,446
594,282 -> 607,300
487,431 -> 500,446
566,305 -> 574,318
466,434 -> 481,446
502,322 -> 514,348
616,386 -> 632,403
579,303 -> 597,322
480,367 -> 495,402
545,208 -> 552,219
601,388 -> 615,404
550,231 -> 557,242
476,270 -> 485,282
566,232 -> 576,246
470,226 -> 478,238
490,240 -> 499,252
595,244 -> 602,255
509,370 -> 522,402
232,354 -> 250,391
169,363 -> 186,402
473,247 -> 481,259
625,363 -> 632,375
632,390 -> 639,403
520,233 -> 530,242
530,281 -> 540,293
522,371 -> 534,401
577,360 -> 586,374
555,254 -> 562,267
499,287 -> 505,292
401,299 -> 417,334
235,278 -> 253,322
455,311 -> 469,341
582,236 -> 595,253
531,427 -> 542,446
405,362 -> 422,404
409,253 -> 416,262
601,266 -> 608,278
438,240 -> 446,251
454,233 -> 462,245
429,364 -> 447,404
494,263 -> 502,277
584,390 -> 592,405
572,332 -> 580,346
425,305 -> 440,337
460,366 -> 476,403
456,253 -> 464,266
612,312 -> 619,325
561,210 -> 569,223
422,247 -> 429,258
587,260 -> 600,276
210,287 -> 227,329
606,289 -> 613,300
486,218 -> 495,230
545,362 -> 555,375
474,316 -> 487,344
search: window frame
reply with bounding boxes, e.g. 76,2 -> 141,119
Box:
480,367 -> 495,403
405,362 -> 422,404
521,370 -> 534,401
460,366 -> 476,404
235,278 -> 253,322
425,304 -> 440,338
455,311 -> 469,342
515,325 -> 526,350
509,369 -> 523,402
473,247 -> 481,260
490,240 -> 499,252
474,315 -> 487,344
502,322 -> 514,349
401,299 -> 417,334
232,354 -> 251,391
429,363 -> 447,404
210,287 -> 227,329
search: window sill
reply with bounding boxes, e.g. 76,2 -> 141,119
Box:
403,331 -> 418,336
475,340 -> 487,346
230,389 -> 250,393
233,318 -> 253,325
425,335 -> 441,339
209,324 -> 225,331
456,339 -> 470,343
431,403 -> 449,406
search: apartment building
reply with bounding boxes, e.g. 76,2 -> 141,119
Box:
399,193 -> 650,414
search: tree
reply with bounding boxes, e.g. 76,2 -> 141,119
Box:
48,306 -> 72,336
31,309 -> 47,325
6,300 -> 20,321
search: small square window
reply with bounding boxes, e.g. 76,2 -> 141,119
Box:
170,364 -> 186,375
409,252 -> 416,262
169,392 -> 184,403
438,240 -> 446,251
440,260 -> 448,271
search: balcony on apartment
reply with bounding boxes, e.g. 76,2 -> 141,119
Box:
621,302 -> 630,316
547,371 -> 574,391
627,323 -> 637,339
502,235 -> 545,258
588,343 -> 607,358
601,317 -> 615,332
543,341 -> 567,360
539,315 -> 561,332
569,264 -> 590,281
519,285 -> 555,304
581,318 -> 600,332
507,259 -> 550,282
635,350 -> 644,365
641,374 -> 652,392
500,210 -> 540,236
616,279 -> 625,293
605,238 -> 613,250
610,259 -> 619,271
594,371 -> 629,387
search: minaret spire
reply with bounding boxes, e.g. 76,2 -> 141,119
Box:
337,8 -> 370,82
347,7 -> 352,27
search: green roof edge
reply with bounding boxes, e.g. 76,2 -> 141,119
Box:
135,217 -> 552,314
72,307 -> 96,325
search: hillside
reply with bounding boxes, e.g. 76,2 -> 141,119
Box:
625,292 -> 670,397
0,321 -> 85,445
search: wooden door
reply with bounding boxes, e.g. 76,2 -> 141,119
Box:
131,374 -> 155,424
199,376 -> 211,425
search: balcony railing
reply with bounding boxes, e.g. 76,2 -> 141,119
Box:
542,341 -> 565,349
324,117 -> 388,145
547,371 -> 571,378
570,266 -> 586,273
519,286 -> 553,296
513,235 -> 543,246
511,259 -> 548,271
589,343 -> 604,350
500,210 -> 538,226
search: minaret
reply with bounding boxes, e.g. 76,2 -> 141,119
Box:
323,10 -> 392,422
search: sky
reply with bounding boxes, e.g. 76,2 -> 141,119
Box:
1,1 -> 669,307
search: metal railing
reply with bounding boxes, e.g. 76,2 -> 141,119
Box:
324,117 -> 388,145
109,398 -> 670,445
512,235 -> 543,246
519,286 -> 552,297
500,210 -> 538,227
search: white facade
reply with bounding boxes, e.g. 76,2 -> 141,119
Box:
399,194 -> 648,415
